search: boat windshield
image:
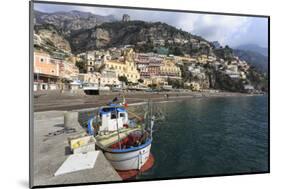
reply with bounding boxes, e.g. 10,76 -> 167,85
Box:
99,106 -> 126,114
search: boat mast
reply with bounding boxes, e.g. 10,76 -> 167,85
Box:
148,99 -> 155,140
115,106 -> 121,149
145,100 -> 149,132
150,100 -> 153,140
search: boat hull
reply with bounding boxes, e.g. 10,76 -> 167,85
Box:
103,141 -> 152,171
117,153 -> 155,180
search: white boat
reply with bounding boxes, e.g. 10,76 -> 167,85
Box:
87,100 -> 154,171
99,129 -> 152,170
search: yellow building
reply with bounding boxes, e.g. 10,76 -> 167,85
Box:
143,78 -> 152,86
78,70 -> 121,87
159,58 -> 181,78
184,82 -> 201,91
103,48 -> 140,83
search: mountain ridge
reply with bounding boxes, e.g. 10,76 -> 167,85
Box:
235,44 -> 268,57
34,10 -> 117,36
68,20 -> 214,55
233,49 -> 268,73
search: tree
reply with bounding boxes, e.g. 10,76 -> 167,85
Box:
148,84 -> 157,89
168,78 -> 183,89
138,78 -> 144,83
118,75 -> 128,85
174,47 -> 184,56
75,60 -> 86,73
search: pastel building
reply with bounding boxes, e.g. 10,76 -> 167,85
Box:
103,48 -> 140,83
159,59 -> 182,78
78,70 -> 121,87
135,53 -> 163,78
86,50 -> 111,72
33,51 -> 59,91
33,51 -> 79,91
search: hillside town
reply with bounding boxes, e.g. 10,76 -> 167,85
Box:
33,14 -> 263,94
34,42 -> 254,91
34,45 -> 256,93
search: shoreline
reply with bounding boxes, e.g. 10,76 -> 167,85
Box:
34,90 -> 265,112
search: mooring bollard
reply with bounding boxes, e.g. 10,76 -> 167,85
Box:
64,111 -> 80,130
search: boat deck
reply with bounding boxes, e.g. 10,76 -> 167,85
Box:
95,127 -> 142,148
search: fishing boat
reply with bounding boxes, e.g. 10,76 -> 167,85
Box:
87,98 -> 155,174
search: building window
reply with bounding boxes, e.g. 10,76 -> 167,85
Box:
40,58 -> 44,63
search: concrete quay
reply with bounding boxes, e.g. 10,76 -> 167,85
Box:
32,110 -> 121,187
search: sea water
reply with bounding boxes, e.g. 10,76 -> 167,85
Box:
137,95 -> 268,179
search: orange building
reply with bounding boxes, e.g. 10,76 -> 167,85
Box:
33,51 -> 59,91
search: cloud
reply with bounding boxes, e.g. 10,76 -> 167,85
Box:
187,14 -> 251,46
34,3 -> 268,48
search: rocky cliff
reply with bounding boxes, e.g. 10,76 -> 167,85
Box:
69,21 -> 213,54
34,10 -> 116,36
34,24 -> 71,53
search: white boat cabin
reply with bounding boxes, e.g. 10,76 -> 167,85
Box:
98,105 -> 129,132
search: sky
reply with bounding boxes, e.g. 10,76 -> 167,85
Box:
34,3 -> 268,48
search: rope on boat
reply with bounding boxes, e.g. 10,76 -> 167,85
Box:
127,110 -> 143,121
